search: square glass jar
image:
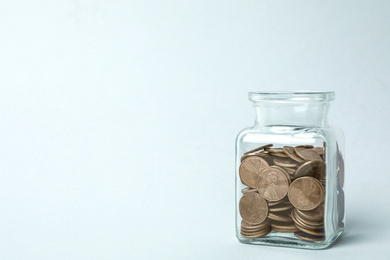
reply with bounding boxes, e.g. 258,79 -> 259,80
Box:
235,92 -> 345,249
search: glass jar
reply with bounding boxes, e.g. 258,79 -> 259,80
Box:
235,91 -> 345,249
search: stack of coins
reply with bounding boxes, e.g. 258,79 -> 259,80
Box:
241,219 -> 272,238
239,144 -> 326,241
239,192 -> 271,237
291,205 -> 325,240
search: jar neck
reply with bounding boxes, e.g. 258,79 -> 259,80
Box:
253,101 -> 330,127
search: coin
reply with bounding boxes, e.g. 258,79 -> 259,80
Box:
312,147 -> 324,155
257,166 -> 290,202
269,152 -> 288,158
294,224 -> 324,236
241,152 -> 271,162
239,193 -> 268,225
244,144 -> 273,155
241,153 -> 256,162
268,197 -> 289,207
240,226 -> 270,234
269,202 -> 293,212
239,157 -> 269,188
242,187 -> 258,194
241,226 -> 270,233
282,146 -> 305,163
268,212 -> 292,222
273,157 -> 299,168
241,227 -> 271,238
264,147 -> 284,153
238,144 -> 334,241
256,153 -> 274,164
271,223 -> 299,233
275,166 -> 291,184
283,167 -> 296,180
311,160 -> 326,184
291,209 -> 325,235
295,147 -> 323,161
241,219 -> 270,230
296,145 -> 314,149
292,217 -> 323,233
292,208 -> 324,228
288,177 -> 325,211
294,231 -> 324,241
295,204 -> 324,221
295,160 -> 326,180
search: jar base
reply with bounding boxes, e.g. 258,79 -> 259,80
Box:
237,228 -> 345,250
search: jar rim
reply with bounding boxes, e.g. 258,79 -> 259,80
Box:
248,91 -> 335,102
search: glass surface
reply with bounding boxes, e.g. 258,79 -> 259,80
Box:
235,91 -> 345,249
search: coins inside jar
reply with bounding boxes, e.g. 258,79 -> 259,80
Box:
239,156 -> 269,188
238,144 -> 330,241
257,166 -> 290,202
239,192 -> 268,225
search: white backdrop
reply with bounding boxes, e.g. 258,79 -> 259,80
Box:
0,1 -> 389,259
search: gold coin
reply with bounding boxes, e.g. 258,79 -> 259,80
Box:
257,166 -> 290,202
239,193 -> 268,225
288,177 -> 325,211
273,157 -> 299,168
295,147 -> 323,161
239,157 -> 269,188
294,231 -> 324,241
295,160 -> 326,179
244,144 -> 273,155
282,146 -> 305,163
242,187 -> 258,194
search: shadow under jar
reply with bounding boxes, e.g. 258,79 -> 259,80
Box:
235,91 -> 345,249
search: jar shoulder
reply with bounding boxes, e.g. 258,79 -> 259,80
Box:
235,125 -> 344,148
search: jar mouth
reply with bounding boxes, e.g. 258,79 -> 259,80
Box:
249,91 -> 335,102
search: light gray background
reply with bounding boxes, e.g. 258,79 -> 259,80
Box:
1,1 -> 389,259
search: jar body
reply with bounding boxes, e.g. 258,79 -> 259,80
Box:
235,92 -> 345,249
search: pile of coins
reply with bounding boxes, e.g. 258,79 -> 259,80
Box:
238,144 -> 326,241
